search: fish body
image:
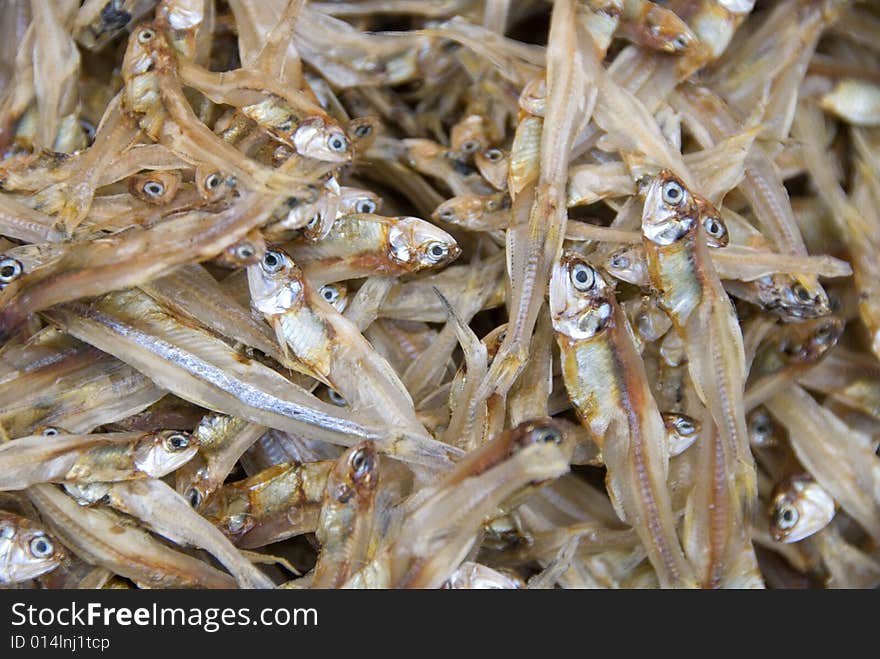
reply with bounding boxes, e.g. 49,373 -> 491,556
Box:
312,442 -> 380,588
202,460 -> 333,548
0,431 -> 198,490
550,254 -> 696,588
641,170 -> 757,511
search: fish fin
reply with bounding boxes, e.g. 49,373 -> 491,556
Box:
271,317 -> 291,364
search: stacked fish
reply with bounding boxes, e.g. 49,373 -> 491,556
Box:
0,0 -> 878,589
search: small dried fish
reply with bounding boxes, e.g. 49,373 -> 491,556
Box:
550,254 -> 696,588
0,0 -> 873,591
0,431 -> 197,490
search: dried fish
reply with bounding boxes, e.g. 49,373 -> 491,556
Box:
550,254 -> 696,588
0,431 -> 197,490
0,0 -> 872,590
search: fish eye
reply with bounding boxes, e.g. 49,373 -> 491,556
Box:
461,140 -> 479,154
426,241 -> 449,262
703,216 -> 724,237
609,254 -> 629,269
813,323 -> 834,344
353,124 -> 372,138
531,425 -> 563,445
349,448 -> 373,479
674,417 -> 696,435
235,244 -> 255,260
792,284 -> 812,302
261,250 -> 284,273
327,133 -> 349,153
80,119 -> 96,141
439,208 -> 455,221
142,180 -> 165,198
137,28 -> 155,43
185,488 -> 202,508
41,427 -> 60,437
205,173 -> 222,190
277,116 -> 294,132
672,35 -> 690,50
752,418 -> 770,436
165,433 -> 190,451
661,180 -> 685,206
306,215 -> 320,230
484,149 -> 503,162
570,262 -> 596,291
355,199 -> 376,214
776,504 -> 799,530
320,285 -> 339,304
29,536 -> 54,558
327,389 -> 347,406
0,258 -> 23,283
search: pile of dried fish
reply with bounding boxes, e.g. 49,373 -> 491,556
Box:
1,0 -> 878,590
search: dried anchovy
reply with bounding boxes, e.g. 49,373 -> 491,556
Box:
0,0 -> 877,590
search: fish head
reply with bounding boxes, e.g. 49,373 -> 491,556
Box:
330,442 -> 380,504
641,170 -> 699,246
662,413 -> 700,457
347,116 -> 379,153
123,22 -> 175,79
509,418 -> 567,452
129,170 -> 181,205
603,245 -> 647,285
770,475 -> 836,543
214,231 -> 266,269
293,116 -> 352,163
389,217 -> 461,270
483,192 -> 511,214
196,165 -> 237,202
0,515 -> 65,584
432,195 -> 483,228
219,513 -> 256,542
317,282 -> 349,313
247,248 -> 305,315
776,316 -> 843,365
641,6 -> 699,54
693,194 -> 729,247
178,471 -> 210,511
133,430 -> 199,478
550,253 -> 615,341
339,187 -> 381,216
474,148 -> 509,190
403,138 -> 448,170
778,275 -> 832,320
450,115 -> 489,158
747,407 -> 778,448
